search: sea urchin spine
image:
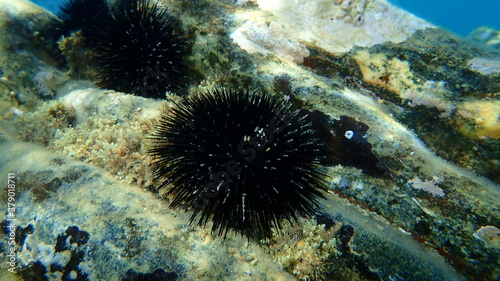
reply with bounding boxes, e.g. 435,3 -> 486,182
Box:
149,88 -> 327,238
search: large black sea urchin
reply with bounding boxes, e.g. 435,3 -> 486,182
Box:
86,0 -> 188,98
149,89 -> 327,238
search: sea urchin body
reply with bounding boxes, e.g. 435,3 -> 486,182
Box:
86,0 -> 188,98
149,89 -> 327,238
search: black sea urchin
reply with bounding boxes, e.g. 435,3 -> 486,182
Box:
56,0 -> 108,37
86,0 -> 188,98
149,89 -> 327,238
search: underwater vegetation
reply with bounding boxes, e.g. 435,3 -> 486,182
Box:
56,0 -> 189,98
149,88 -> 328,238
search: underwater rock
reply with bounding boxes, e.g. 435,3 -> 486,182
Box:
230,19 -> 309,63
305,29 -> 500,184
1,0 -> 499,280
121,268 -> 178,281
301,109 -> 390,177
0,142 -> 297,280
232,0 -> 433,54
473,226 -> 500,250
468,26 -> 500,49
0,0 -> 66,111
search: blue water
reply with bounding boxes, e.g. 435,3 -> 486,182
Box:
33,0 -> 59,13
390,0 -> 500,37
34,0 -> 500,37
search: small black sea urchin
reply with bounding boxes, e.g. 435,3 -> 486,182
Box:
149,89 -> 327,238
86,0 -> 188,98
56,0 -> 108,37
